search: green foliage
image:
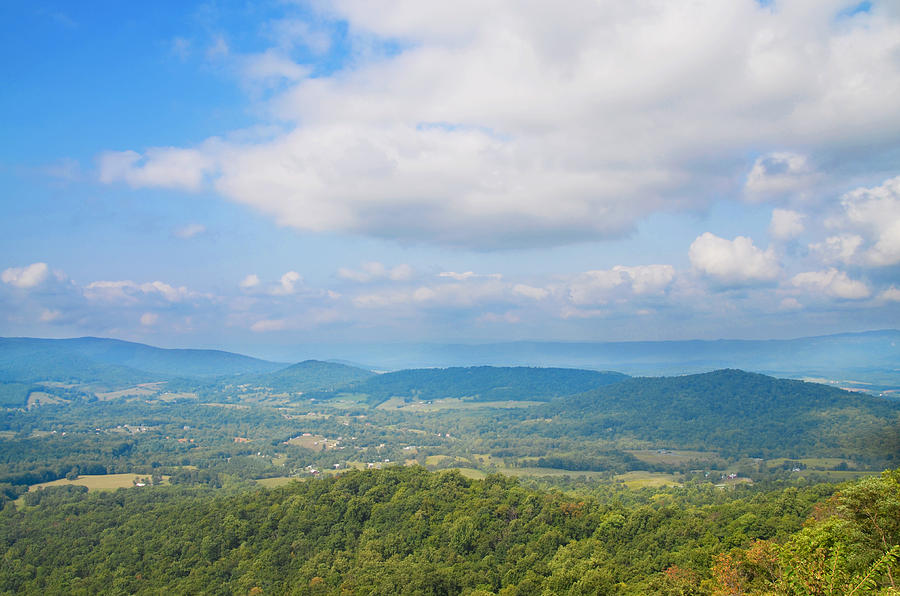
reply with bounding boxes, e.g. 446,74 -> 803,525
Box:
321,366 -> 629,405
0,466 -> 852,595
537,369 -> 900,460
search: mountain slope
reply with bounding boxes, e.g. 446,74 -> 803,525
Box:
534,369 -> 900,458
0,337 -> 284,384
246,360 -> 375,393
324,366 -> 629,405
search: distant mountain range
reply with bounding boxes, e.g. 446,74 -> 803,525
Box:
1,330 -> 898,398
0,336 -> 285,385
296,329 -> 900,388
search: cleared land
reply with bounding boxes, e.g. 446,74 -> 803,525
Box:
27,473 -> 169,492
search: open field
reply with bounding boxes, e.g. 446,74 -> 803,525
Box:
27,473 -> 169,492
627,449 -> 718,466
256,476 -> 299,488
614,471 -> 682,489
95,383 -> 164,401
284,434 -> 335,450
26,391 -> 68,407
766,457 -> 859,470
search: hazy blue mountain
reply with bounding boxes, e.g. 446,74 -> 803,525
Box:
534,369 -> 900,459
0,337 -> 285,384
296,330 -> 900,389
320,366 -> 629,405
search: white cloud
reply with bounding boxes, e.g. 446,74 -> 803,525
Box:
173,223 -> 207,239
97,2 -> 900,249
791,268 -> 870,300
273,271 -> 302,295
239,274 -> 260,289
745,152 -> 819,202
689,233 -> 779,285
614,265 -> 676,295
879,286 -> 900,302
2,262 -> 50,289
827,176 -> 900,266
810,234 -> 864,264
140,312 -> 159,326
769,208 -> 805,241
512,284 -> 549,300
567,264 -> 675,305
438,271 -> 502,281
98,147 -> 216,191
85,280 -> 194,303
338,262 -> 414,282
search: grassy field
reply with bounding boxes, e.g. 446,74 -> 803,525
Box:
284,434 -> 334,450
256,476 -> 299,488
26,473 -> 170,493
614,471 -> 682,488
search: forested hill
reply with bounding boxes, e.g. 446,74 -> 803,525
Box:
320,366 -> 629,405
0,337 -> 284,383
3,466 -> 898,594
243,360 -> 375,393
536,369 -> 900,459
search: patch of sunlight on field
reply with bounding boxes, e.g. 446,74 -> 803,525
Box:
256,477 -> 299,488
614,471 -> 681,489
28,473 -> 169,492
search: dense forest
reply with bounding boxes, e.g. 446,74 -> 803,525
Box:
2,466 -> 898,594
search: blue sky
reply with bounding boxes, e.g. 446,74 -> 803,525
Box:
2,0 -> 899,357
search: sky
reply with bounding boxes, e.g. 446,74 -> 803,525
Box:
1,0 -> 899,357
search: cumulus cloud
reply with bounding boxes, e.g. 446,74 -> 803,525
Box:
140,312 -> 159,326
567,265 -> 675,305
810,234 -> 864,264
769,209 -> 806,241
826,175 -> 900,266
95,2 -> 900,249
2,262 -> 50,289
98,147 -> 216,191
273,271 -> 302,295
689,233 -> 779,285
791,268 -> 870,299
745,152 -> 820,202
338,262 -> 413,282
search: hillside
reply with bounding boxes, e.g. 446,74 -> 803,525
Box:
2,467 -> 897,594
244,360 -> 375,393
0,337 -> 285,384
321,366 -> 629,405
533,369 -> 900,459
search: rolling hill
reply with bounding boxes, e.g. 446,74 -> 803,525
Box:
0,337 -> 285,385
319,366 -> 630,405
532,369 -> 900,459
